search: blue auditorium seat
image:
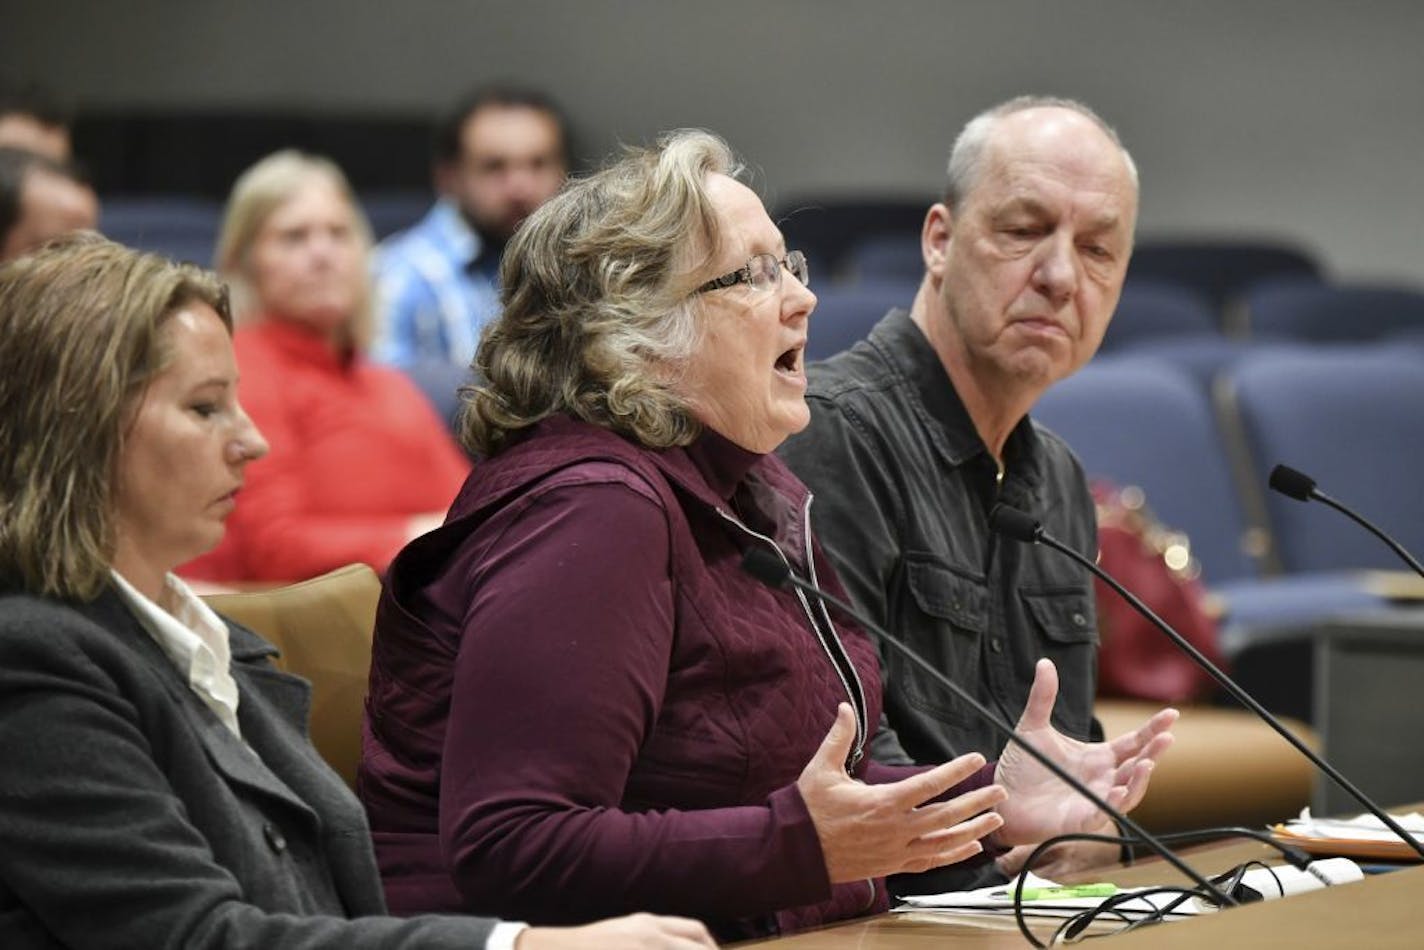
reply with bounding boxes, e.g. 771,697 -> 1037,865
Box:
101,196 -> 223,266
845,233 -> 923,283
773,196 -> 927,283
1126,239 -> 1323,322
1037,353 -> 1383,720
360,189 -> 431,240
805,281 -> 917,361
1100,280 -> 1219,351
401,359 -> 473,438
1220,347 -> 1424,575
1033,356 -> 1256,585
1240,278 -> 1424,342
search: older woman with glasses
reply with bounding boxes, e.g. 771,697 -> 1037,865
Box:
359,131 -> 1174,942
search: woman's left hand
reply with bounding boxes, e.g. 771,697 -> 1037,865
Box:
993,659 -> 1177,846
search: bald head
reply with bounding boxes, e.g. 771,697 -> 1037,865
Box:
913,96 -> 1140,445
945,96 -> 1138,217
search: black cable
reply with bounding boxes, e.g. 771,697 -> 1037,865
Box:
1007,826 -> 1323,947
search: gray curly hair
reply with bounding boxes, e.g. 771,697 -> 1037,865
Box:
461,128 -> 740,456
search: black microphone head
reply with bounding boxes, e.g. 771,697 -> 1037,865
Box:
989,503 -> 1042,543
1269,464 -> 1317,502
741,546 -> 790,589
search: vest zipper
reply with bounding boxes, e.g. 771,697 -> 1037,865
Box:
714,505 -> 868,770
798,493 -> 871,773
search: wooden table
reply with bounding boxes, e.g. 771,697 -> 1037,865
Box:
733,839 -> 1424,948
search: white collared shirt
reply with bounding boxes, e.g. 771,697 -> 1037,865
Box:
111,570 -> 242,739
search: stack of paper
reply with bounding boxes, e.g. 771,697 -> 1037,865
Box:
894,871 -> 1201,922
1272,808 -> 1424,861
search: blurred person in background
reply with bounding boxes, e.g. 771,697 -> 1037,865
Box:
181,151 -> 469,584
0,147 -> 97,261
373,85 -> 570,370
0,233 -> 714,950
0,80 -> 73,162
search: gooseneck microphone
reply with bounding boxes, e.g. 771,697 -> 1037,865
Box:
1268,463 -> 1424,579
740,545 -> 1238,906
989,502 -> 1424,861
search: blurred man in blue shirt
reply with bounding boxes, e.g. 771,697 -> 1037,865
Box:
374,86 -> 569,370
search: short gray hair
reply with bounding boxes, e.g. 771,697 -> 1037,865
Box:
944,95 -> 1139,210
462,128 -> 740,456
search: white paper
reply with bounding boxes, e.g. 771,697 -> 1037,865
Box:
1284,808 -> 1424,843
895,872 -> 1202,920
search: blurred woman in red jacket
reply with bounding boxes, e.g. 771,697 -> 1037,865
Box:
182,151 -> 469,583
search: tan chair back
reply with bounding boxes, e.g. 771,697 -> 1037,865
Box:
203,564 -> 380,788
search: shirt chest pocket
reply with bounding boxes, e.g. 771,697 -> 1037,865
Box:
898,559 -> 990,727
1019,587 -> 1098,648
905,559 -> 990,635
1020,586 -> 1099,739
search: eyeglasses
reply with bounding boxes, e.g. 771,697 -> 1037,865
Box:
695,250 -> 810,295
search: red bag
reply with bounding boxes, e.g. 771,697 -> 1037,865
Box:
1092,481 -> 1226,704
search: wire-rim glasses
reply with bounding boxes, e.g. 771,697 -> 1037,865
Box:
695,250 -> 809,295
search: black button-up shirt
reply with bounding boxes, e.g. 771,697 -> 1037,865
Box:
779,309 -> 1101,767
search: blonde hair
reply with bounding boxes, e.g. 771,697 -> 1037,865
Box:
462,128 -> 739,456
0,232 -> 231,600
215,149 -> 375,352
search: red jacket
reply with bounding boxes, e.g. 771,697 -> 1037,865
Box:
359,417 -> 992,941
182,320 -> 470,582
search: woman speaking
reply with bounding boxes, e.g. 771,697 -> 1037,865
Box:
359,131 -> 1175,941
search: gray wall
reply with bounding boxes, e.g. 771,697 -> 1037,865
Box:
7,0 -> 1423,281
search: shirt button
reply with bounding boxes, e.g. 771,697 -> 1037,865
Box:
263,823 -> 288,854
989,639 -> 1003,654
1072,612 -> 1088,627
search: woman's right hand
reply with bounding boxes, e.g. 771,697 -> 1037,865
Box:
798,704 -> 1007,883
518,913 -> 717,948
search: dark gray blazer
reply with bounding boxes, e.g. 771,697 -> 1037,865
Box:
0,587 -> 494,949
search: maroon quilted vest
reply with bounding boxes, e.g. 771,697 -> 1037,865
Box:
361,417 -> 888,939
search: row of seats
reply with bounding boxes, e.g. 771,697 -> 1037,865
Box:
99,192 -> 1424,351
99,191 -> 432,266
775,196 -> 1320,299
803,275 -> 1424,362
1033,340 -> 1424,722
1036,342 -> 1424,585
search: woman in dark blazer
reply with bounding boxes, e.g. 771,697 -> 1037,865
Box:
0,233 -> 714,950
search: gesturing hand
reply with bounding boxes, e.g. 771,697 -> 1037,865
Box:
799,704 -> 1007,883
994,659 -> 1177,846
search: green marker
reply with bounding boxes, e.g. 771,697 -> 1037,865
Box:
1017,883 -> 1119,901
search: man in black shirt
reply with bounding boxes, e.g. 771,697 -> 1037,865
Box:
780,95 -> 1140,883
